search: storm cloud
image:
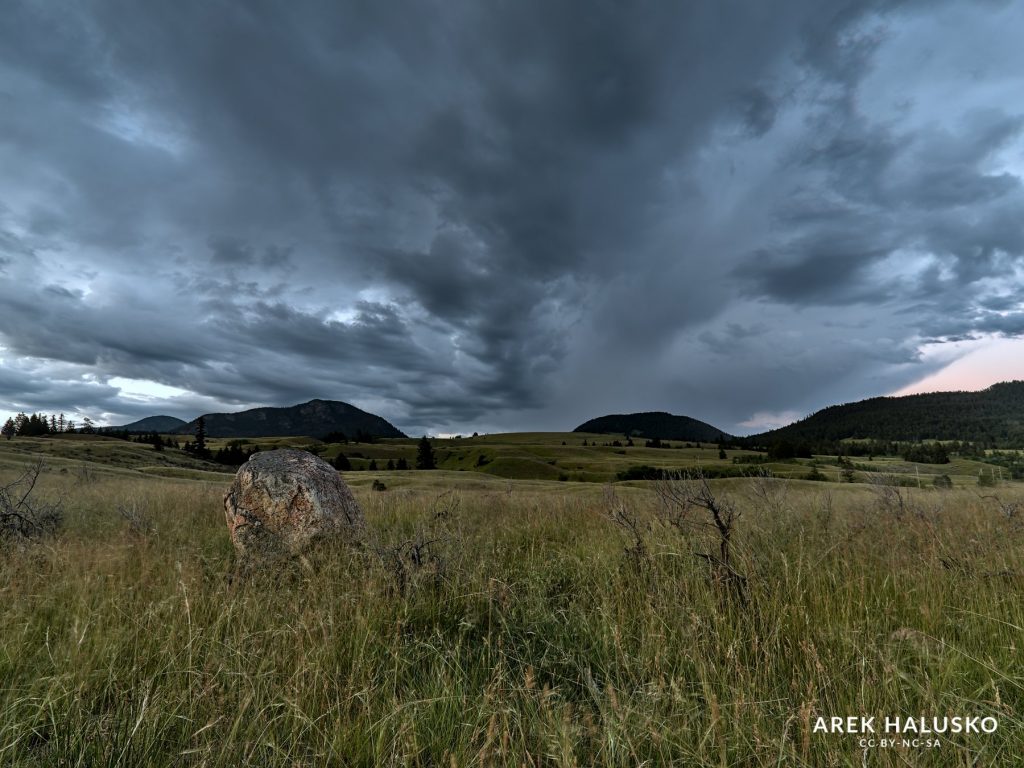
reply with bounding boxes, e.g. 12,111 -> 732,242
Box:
2,0 -> 1023,434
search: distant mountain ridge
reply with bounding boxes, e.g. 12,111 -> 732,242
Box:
747,381 -> 1024,446
104,381 -> 1024,446
174,399 -> 406,439
109,415 -> 188,433
574,411 -> 732,443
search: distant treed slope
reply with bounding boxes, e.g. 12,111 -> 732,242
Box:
574,412 -> 732,442
175,399 -> 406,438
111,415 -> 188,433
749,381 -> 1024,446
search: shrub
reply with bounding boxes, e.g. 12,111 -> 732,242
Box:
804,464 -> 826,481
1,461 -> 63,545
616,465 -> 667,481
653,470 -> 747,605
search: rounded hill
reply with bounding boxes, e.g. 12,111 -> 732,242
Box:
573,412 -> 731,443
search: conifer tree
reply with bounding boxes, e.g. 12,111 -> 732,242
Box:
194,417 -> 210,459
416,435 -> 436,470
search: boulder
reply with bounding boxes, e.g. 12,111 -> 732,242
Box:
223,448 -> 366,560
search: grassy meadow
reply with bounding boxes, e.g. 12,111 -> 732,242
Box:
1,434 -> 1023,765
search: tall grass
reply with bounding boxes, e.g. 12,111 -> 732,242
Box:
1,471 -> 1022,765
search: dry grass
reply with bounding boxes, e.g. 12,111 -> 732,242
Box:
1,468 -> 1022,765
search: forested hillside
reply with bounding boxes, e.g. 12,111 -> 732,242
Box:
749,381 -> 1024,447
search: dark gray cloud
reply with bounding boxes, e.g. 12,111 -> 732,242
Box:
1,0 -> 1023,435
736,88 -> 779,137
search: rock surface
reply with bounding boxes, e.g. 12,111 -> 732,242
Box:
223,448 -> 365,559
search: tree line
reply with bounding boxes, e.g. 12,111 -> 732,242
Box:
2,412 -> 96,438
331,435 -> 437,471
753,438 -> 987,464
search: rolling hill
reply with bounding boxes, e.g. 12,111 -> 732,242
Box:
748,381 -> 1024,446
107,415 -> 188,433
174,398 -> 406,439
573,412 -> 732,443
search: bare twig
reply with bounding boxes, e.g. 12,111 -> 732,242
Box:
374,495 -> 461,595
117,499 -> 156,539
747,468 -> 790,516
980,494 -> 1021,520
602,485 -> 648,571
1,461 -> 63,544
866,474 -> 912,519
653,470 -> 747,605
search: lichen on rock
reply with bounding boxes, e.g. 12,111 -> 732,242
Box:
223,448 -> 366,562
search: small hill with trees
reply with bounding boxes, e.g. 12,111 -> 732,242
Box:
108,415 -> 188,433
175,399 -> 406,439
573,412 -> 732,443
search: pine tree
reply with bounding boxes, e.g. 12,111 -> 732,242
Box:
194,417 -> 210,459
368,459 -> 378,471
396,457 -> 409,470
416,435 -> 436,470
332,452 -> 351,471
386,458 -> 395,470
2,418 -> 15,440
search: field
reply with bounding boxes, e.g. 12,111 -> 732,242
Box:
2,434 -> 1023,765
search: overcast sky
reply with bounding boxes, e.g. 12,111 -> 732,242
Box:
3,1 -> 1024,436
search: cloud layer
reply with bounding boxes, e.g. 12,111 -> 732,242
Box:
2,0 -> 1023,434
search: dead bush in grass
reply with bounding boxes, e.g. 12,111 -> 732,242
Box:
375,490 -> 462,596
980,493 -> 1021,521
117,498 -> 156,539
815,489 -> 834,530
653,470 -> 747,606
0,461 -> 63,546
866,474 -> 914,519
74,462 -> 97,484
747,468 -> 790,516
601,484 -> 649,575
